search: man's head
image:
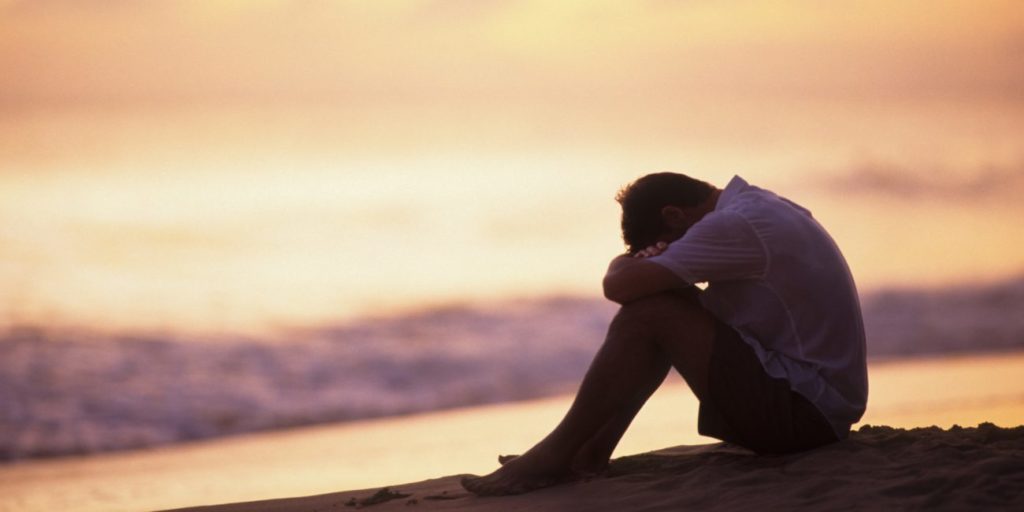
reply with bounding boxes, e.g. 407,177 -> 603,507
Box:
615,172 -> 716,254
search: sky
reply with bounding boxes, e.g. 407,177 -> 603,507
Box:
1,0 -> 1023,332
1,0 -> 1022,106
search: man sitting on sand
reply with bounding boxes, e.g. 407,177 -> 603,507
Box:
462,173 -> 868,496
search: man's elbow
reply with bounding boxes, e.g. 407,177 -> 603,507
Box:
602,276 -> 633,304
603,285 -> 622,304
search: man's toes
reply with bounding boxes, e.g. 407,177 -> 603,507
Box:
460,475 -> 482,494
461,474 -> 512,497
461,475 -> 495,495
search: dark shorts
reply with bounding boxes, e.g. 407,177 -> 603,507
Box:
697,318 -> 839,454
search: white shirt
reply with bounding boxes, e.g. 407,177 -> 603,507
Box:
649,176 -> 867,438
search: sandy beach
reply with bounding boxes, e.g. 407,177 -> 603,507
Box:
170,423 -> 1024,512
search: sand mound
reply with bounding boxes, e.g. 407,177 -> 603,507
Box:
172,423 -> 1024,511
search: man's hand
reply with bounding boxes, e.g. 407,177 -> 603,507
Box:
633,241 -> 668,259
602,244 -> 688,304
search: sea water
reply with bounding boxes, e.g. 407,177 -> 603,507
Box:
2,278 -> 1023,461
2,98 -> 1024,461
2,353 -> 1023,512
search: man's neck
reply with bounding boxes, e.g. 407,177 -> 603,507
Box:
704,187 -> 722,214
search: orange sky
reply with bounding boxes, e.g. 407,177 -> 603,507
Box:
1,1 -> 1022,332
1,0 -> 1022,106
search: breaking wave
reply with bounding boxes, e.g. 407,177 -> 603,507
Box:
2,277 -> 1022,460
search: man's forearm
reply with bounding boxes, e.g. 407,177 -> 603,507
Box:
604,254 -> 636,278
602,251 -> 688,304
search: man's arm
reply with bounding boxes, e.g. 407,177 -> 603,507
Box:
602,251 -> 689,305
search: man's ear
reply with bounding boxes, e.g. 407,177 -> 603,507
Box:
660,206 -> 688,228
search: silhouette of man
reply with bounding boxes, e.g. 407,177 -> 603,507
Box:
462,173 -> 867,495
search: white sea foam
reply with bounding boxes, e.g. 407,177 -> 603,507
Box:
2,278 -> 1023,460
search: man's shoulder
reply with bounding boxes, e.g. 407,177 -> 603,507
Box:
719,185 -> 813,226
683,208 -> 763,248
707,189 -> 775,227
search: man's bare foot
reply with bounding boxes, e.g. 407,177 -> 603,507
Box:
461,453 -> 573,496
568,450 -> 612,478
497,453 -> 608,477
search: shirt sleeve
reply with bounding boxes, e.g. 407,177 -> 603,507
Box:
647,210 -> 767,284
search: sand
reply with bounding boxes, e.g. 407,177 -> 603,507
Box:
169,423 -> 1024,512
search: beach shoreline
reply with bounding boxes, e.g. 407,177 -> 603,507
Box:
3,352 -> 1024,512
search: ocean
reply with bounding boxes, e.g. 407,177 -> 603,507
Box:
2,277 -> 1023,461
2,97 -> 1023,462
2,350 -> 1023,512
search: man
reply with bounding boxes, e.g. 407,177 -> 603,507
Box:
462,173 -> 867,496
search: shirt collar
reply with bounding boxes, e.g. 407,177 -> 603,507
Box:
715,175 -> 749,211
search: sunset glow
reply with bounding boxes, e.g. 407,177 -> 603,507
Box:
2,4 -> 1024,511
1,0 -> 1023,333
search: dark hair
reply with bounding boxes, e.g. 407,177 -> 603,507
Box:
615,172 -> 713,254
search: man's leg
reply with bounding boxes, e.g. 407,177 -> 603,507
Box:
462,292 -> 716,495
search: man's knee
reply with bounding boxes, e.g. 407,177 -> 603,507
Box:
612,290 -> 705,326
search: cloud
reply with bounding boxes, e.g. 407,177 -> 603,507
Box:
817,161 -> 1024,201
